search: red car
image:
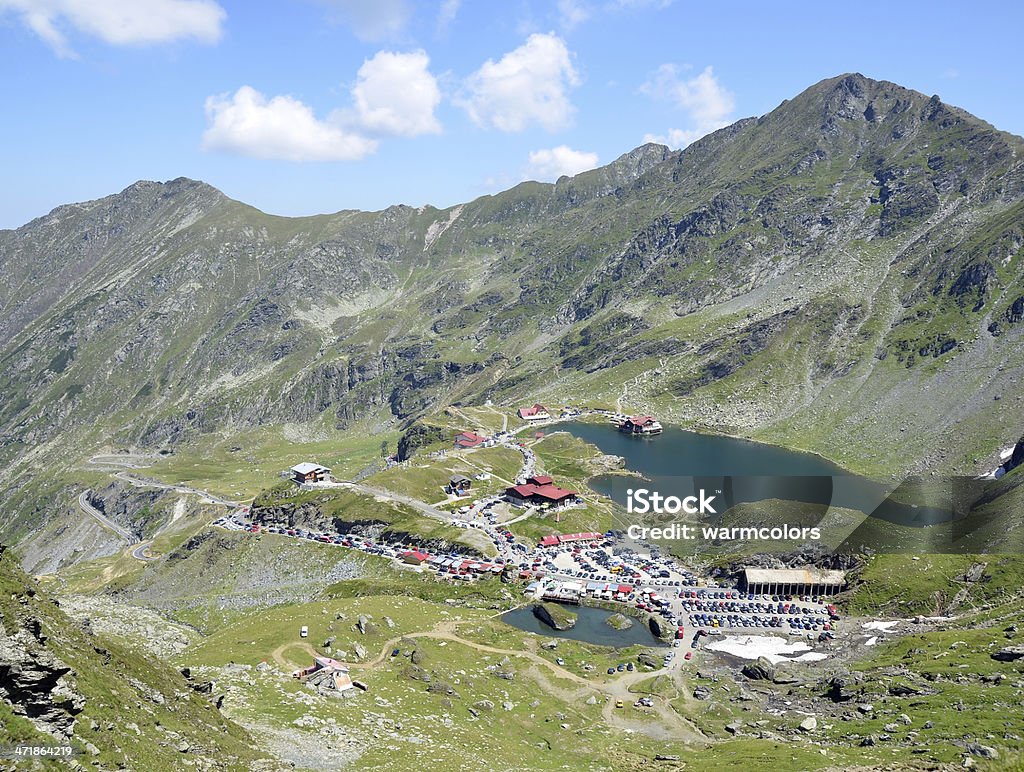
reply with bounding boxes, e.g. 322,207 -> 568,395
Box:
684,651 -> 693,661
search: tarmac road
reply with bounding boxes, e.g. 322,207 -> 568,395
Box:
78,490 -> 134,542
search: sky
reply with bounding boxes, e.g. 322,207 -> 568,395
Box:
1,1 -> 1022,229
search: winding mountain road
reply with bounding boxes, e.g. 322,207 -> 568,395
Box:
78,490 -> 134,542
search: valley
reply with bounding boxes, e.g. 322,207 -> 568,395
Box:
3,71 -> 1024,770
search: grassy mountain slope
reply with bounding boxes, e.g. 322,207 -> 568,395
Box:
0,543 -> 277,769
3,73 -> 1024,551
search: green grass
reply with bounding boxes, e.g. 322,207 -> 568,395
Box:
845,553 -> 1024,617
369,445 -> 523,502
0,547 -> 274,770
146,427 -> 400,500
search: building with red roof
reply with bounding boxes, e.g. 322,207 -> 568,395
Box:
454,431 -> 488,449
558,532 -> 603,543
537,531 -> 603,547
507,482 -> 579,508
400,550 -> 430,565
618,415 -> 663,435
528,474 -> 553,485
517,404 -> 550,421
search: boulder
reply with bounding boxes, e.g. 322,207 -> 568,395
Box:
825,673 -> 862,702
966,743 -> 999,760
798,716 -> 818,732
771,664 -> 802,685
637,651 -> 661,670
991,646 -> 1024,662
693,686 -> 712,701
741,657 -> 775,681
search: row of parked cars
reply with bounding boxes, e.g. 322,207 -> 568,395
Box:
687,612 -> 834,633
607,661 -> 636,674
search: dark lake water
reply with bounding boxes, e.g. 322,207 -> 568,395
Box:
501,604 -> 667,648
561,423 -> 955,527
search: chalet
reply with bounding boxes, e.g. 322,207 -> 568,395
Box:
618,415 -> 663,435
291,462 -> 331,484
517,404 -> 551,421
448,474 -> 473,494
506,481 -> 579,508
454,431 -> 487,449
528,474 -> 553,485
401,550 -> 430,565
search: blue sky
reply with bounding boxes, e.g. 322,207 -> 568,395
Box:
1,0 -> 1022,229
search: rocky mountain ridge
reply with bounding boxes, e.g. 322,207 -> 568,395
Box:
2,72 -> 1024,546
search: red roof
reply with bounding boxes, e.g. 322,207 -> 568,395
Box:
401,550 -> 429,562
508,483 -> 578,503
529,475 -> 553,485
627,415 -> 655,425
558,531 -> 602,542
518,404 -> 549,417
617,584 -> 633,594
539,535 -> 560,547
455,431 -> 487,447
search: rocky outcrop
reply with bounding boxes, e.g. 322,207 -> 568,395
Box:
0,621 -> 85,737
605,613 -> 634,631
741,657 -> 775,681
532,602 -> 576,631
397,422 -> 447,461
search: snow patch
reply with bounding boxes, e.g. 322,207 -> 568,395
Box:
863,620 -> 900,631
704,635 -> 826,664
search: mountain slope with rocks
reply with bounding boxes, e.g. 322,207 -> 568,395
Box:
0,544 -> 279,769
2,73 -> 1024,550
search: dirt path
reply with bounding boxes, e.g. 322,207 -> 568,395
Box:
281,618 -> 705,743
271,641 -> 321,671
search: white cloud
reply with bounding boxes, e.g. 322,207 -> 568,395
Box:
642,127 -> 701,147
351,50 -> 441,137
202,86 -> 377,162
0,0 -> 225,57
459,32 -> 580,132
557,0 -> 590,29
437,0 -> 460,31
318,0 -> 411,42
525,145 -> 599,181
640,64 -> 734,148
609,0 -> 674,8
